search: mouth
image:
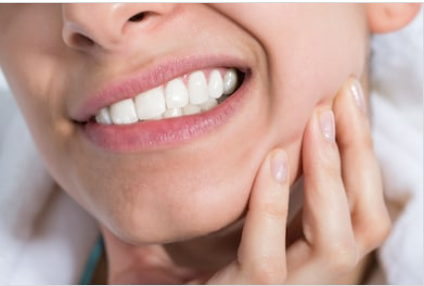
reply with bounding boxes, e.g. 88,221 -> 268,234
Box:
76,61 -> 249,152
91,67 -> 244,125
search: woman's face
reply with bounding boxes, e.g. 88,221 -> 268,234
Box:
0,4 -> 368,244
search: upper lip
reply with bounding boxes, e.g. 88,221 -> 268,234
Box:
70,55 -> 248,123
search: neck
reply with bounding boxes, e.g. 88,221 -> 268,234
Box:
163,218 -> 244,272
99,217 -> 245,283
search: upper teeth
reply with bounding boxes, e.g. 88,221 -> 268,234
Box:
95,68 -> 239,125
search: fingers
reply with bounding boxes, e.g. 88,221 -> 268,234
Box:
207,150 -> 291,284
286,78 -> 390,284
208,78 -> 390,285
333,79 -> 391,255
286,107 -> 358,284
301,109 -> 355,250
238,150 -> 290,283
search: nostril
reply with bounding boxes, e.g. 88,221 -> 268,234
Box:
128,12 -> 146,22
71,33 -> 95,48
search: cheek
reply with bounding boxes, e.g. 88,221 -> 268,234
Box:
228,4 -> 368,176
215,3 -> 367,100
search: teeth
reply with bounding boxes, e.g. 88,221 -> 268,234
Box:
163,107 -> 182,118
200,98 -> 218,111
188,71 -> 209,105
135,86 -> 166,120
208,70 -> 224,99
183,104 -> 202,115
223,68 -> 238,95
110,98 -> 138,124
95,107 -> 112,125
165,78 -> 189,109
94,68 -> 241,125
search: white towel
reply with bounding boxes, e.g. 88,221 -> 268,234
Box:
369,7 -> 423,284
0,92 -> 99,284
0,7 -> 422,284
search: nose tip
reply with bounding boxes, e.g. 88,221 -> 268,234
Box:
62,3 -> 176,53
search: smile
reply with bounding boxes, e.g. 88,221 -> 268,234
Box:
76,57 -> 250,152
94,68 -> 242,125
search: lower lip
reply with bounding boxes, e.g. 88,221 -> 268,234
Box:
79,79 -> 248,153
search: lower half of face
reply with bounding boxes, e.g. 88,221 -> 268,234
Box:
0,3 -> 368,244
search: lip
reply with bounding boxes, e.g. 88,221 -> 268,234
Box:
71,55 -> 248,123
80,83 -> 248,152
75,55 -> 252,152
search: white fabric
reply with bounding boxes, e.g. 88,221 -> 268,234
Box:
0,90 -> 99,283
370,7 -> 423,284
0,7 -> 422,285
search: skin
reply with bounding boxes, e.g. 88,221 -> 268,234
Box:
0,3 -> 419,284
0,3 -> 368,241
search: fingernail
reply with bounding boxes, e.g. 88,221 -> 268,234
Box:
319,110 -> 335,142
350,79 -> 366,115
270,150 -> 287,184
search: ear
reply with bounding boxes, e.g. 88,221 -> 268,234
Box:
366,3 -> 421,33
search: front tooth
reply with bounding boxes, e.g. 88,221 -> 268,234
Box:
188,71 -> 208,105
135,86 -> 166,120
223,68 -> 238,95
165,78 -> 189,108
208,69 -> 224,99
95,107 -> 112,124
110,98 -> 138,124
183,104 -> 202,115
163,107 -> 182,118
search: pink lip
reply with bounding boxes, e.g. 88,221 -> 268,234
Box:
80,85 -> 246,152
75,55 -> 251,152
72,55 -> 247,122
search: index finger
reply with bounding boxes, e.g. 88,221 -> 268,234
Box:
237,149 -> 290,283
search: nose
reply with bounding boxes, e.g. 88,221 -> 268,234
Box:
62,3 -> 176,53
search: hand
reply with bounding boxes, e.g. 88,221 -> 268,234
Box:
206,78 -> 391,284
104,78 -> 391,284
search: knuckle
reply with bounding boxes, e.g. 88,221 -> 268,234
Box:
325,164 -> 342,181
339,124 -> 375,156
324,240 -> 359,273
248,258 -> 286,284
261,200 -> 289,220
307,166 -> 343,194
363,213 -> 392,250
319,151 -> 342,179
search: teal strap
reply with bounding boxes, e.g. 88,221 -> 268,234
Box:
79,236 -> 104,285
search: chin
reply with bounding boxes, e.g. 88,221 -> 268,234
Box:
92,171 -> 253,245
